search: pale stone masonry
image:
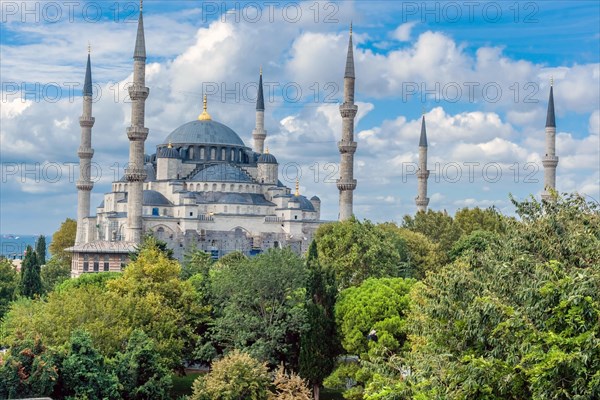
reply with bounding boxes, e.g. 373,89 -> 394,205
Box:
75,51 -> 95,245
337,24 -> 358,221
415,114 -> 430,212
125,7 -> 150,243
542,82 -> 558,200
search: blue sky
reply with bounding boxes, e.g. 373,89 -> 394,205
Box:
1,0 -> 599,235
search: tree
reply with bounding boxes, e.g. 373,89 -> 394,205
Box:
35,235 -> 47,266
378,223 -> 443,279
115,329 -> 172,400
210,248 -> 308,369
315,217 -> 405,289
299,240 -> 340,400
0,334 -> 59,399
402,209 -> 462,264
182,246 -> 214,280
130,233 -> 174,261
40,257 -> 71,293
400,194 -> 600,399
190,350 -> 271,400
327,277 -> 416,399
270,365 -> 313,400
454,206 -> 508,236
60,330 -> 120,400
20,245 -> 41,298
49,218 -> 76,265
0,258 -> 18,318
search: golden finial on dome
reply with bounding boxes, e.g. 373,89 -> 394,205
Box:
265,146 -> 269,154
198,94 -> 212,121
168,141 -> 173,149
295,179 -> 300,196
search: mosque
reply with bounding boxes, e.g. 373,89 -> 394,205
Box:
66,4 -> 558,276
66,4 -> 359,276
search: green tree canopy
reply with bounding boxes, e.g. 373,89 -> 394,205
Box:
399,194 -> 600,400
40,257 -> 71,293
0,258 -> 18,319
299,240 -> 341,400
315,217 -> 405,289
35,235 -> 47,266
190,350 -> 271,400
210,248 -> 308,369
49,218 -> 76,265
20,245 -> 41,298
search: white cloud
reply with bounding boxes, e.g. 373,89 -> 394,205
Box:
391,22 -> 417,42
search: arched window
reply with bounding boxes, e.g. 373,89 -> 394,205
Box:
189,147 -> 195,160
211,148 -> 216,160
200,147 -> 205,160
231,149 -> 235,161
221,148 -> 226,160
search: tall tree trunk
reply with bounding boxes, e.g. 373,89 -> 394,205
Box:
313,383 -> 320,400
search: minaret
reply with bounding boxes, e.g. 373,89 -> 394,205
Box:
125,0 -> 150,243
252,67 -> 266,153
415,112 -> 430,212
541,78 -> 558,201
337,24 -> 358,221
75,45 -> 95,245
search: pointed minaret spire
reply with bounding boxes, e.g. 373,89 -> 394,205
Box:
252,67 -> 267,153
75,49 -> 96,245
133,0 -> 146,60
416,111 -> 430,212
344,23 -> 355,79
337,24 -> 358,220
125,1 -> 150,243
542,79 -> 558,200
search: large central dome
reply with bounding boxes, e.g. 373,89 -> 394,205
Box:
164,120 -> 245,146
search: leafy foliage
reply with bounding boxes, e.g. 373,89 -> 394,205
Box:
0,258 -> 18,319
190,350 -> 271,400
270,365 -> 313,400
400,194 -> 600,399
210,248 -> 308,369
299,240 -> 341,399
20,245 -> 41,298
315,218 -> 405,289
49,218 -> 76,265
60,330 -> 120,400
40,257 -> 72,293
35,235 -> 47,266
0,334 -> 59,399
115,329 -> 172,400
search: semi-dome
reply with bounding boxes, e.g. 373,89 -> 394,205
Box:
158,146 -> 179,159
257,153 -> 277,164
164,120 -> 245,147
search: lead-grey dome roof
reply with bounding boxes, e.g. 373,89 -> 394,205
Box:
257,153 -> 277,164
164,120 -> 245,146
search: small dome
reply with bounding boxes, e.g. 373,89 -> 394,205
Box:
310,195 -> 321,202
158,146 -> 179,159
289,195 -> 315,211
142,190 -> 172,206
144,163 -> 156,181
257,152 -> 277,164
164,120 -> 245,147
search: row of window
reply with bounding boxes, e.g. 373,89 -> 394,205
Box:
82,254 -> 127,272
165,146 -> 250,163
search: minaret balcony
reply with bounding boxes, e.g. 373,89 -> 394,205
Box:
336,179 -> 357,191
127,126 -> 149,141
124,168 -> 147,182
415,198 -> 430,206
337,141 -> 357,154
128,85 -> 149,100
79,116 -> 95,127
77,148 -> 94,159
542,155 -> 559,168
339,104 -> 358,118
76,180 -> 94,191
